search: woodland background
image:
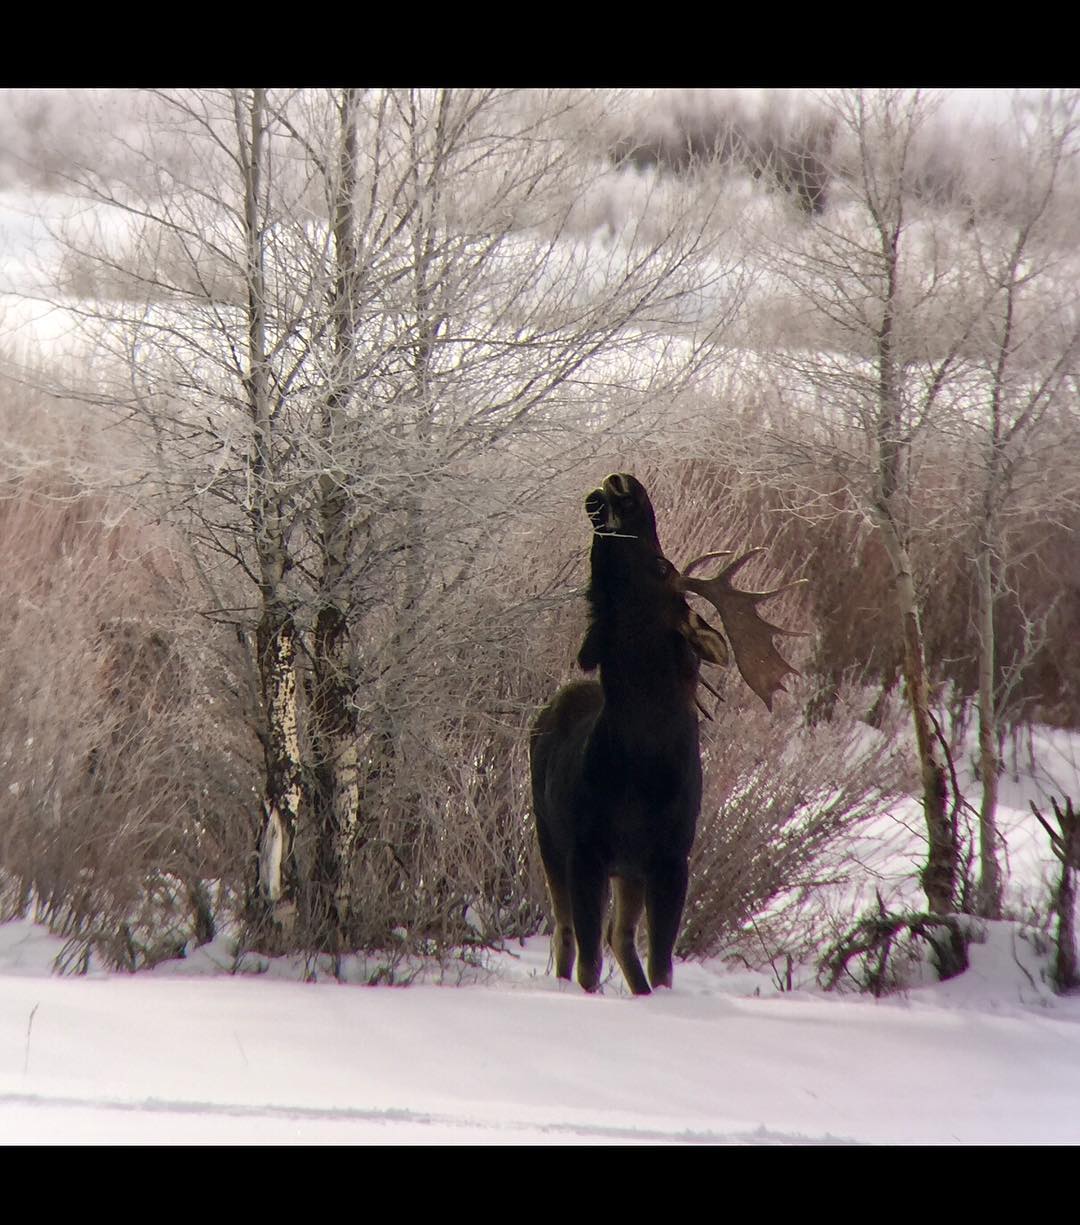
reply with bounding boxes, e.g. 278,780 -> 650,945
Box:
1,88 -> 1078,990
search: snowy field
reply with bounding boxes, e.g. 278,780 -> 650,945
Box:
2,905 -> 1079,1145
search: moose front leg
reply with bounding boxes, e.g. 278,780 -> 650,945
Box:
645,859 -> 689,990
609,876 -> 650,995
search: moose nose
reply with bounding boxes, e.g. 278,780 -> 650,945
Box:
603,473 -> 632,499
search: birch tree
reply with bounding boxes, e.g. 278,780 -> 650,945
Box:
758,90 -> 991,945
32,87 -> 743,952
959,90 -> 1080,917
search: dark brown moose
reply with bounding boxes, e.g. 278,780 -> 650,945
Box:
530,474 -> 802,994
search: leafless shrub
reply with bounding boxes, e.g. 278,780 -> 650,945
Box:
0,401 -> 260,969
683,678 -> 912,961
820,901 -> 971,994
687,371 -> 1080,734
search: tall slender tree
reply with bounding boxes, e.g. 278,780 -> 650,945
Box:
31,88 -> 745,951
960,90 -> 1080,917
759,90 -> 990,938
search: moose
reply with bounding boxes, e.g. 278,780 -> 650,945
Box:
530,474 -> 802,994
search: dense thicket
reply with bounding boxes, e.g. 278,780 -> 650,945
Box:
0,411 -> 259,968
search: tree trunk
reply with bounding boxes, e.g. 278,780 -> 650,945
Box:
1032,798 -> 1080,993
1055,864 -> 1080,993
254,607 -> 303,937
876,518 -> 956,918
308,600 -> 360,944
306,89 -> 362,946
242,87 -> 304,945
975,536 -> 1004,918
872,204 -> 958,927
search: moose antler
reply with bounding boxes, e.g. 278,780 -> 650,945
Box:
676,548 -> 807,712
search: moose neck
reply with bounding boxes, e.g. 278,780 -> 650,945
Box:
599,621 -> 698,734
589,535 -> 699,744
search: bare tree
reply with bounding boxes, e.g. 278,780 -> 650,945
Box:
755,90 -> 994,952
747,89 -> 1080,952
23,88 -> 745,953
958,91 -> 1080,917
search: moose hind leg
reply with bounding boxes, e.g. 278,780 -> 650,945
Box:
609,876 -> 650,995
570,851 -> 608,993
546,874 -> 576,982
645,859 -> 689,990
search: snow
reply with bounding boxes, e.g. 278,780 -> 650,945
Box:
2,906 -> 1079,1145
2,723 -> 1078,1147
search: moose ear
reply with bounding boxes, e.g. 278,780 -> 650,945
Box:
682,610 -> 730,668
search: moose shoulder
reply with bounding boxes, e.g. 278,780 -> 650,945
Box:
530,473 -> 803,994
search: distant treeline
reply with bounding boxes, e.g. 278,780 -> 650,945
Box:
607,89 -> 1018,221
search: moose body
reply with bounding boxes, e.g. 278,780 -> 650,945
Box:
530,474 -> 801,995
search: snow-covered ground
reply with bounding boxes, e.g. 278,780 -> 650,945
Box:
3,723 -> 1079,1146
2,907 -> 1079,1145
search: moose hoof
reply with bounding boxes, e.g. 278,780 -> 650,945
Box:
648,962 -> 674,990
578,963 -> 602,993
